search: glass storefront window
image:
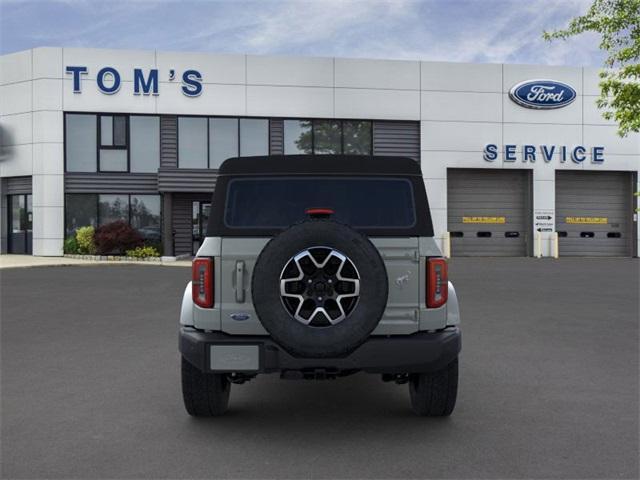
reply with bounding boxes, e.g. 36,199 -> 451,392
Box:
100,115 -> 127,147
284,120 -> 312,154
209,118 -> 238,169
65,114 -> 97,172
130,195 -> 161,244
130,116 -> 160,173
65,194 -> 97,235
100,116 -> 113,146
98,195 -> 129,225
113,116 -> 127,146
240,118 -> 268,156
343,121 -> 371,155
178,117 -> 208,168
313,120 -> 342,154
99,149 -> 127,171
66,194 -> 161,246
99,114 -> 128,171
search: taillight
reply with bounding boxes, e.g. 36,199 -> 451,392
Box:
192,257 -> 214,308
427,257 -> 448,308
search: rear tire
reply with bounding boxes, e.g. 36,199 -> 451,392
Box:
181,357 -> 231,417
409,357 -> 458,416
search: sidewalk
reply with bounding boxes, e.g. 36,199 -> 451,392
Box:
0,254 -> 191,269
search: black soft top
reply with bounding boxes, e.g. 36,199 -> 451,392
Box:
208,155 -> 433,238
218,155 -> 423,176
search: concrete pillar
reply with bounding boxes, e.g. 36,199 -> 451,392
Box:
32,174 -> 64,256
532,169 -> 555,258
420,152 -> 448,255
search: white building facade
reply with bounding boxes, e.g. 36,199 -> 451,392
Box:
1,47 -> 638,257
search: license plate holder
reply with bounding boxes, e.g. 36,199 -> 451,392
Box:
209,344 -> 260,372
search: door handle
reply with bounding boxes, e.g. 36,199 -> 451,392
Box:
235,261 -> 245,303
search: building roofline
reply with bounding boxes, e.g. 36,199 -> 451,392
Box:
0,46 -> 599,69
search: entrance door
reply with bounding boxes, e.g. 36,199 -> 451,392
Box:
191,201 -> 211,255
8,194 -> 32,254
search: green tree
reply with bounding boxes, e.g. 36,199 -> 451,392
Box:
543,0 -> 640,136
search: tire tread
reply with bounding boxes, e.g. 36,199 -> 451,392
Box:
181,357 -> 231,417
409,357 -> 458,416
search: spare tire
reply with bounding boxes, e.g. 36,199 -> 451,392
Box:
252,220 -> 388,358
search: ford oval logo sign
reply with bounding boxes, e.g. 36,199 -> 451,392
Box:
509,79 -> 577,109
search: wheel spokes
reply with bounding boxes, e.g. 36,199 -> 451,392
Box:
279,247 -> 360,326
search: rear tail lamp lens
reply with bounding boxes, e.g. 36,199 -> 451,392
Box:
427,257 -> 448,308
192,257 -> 214,308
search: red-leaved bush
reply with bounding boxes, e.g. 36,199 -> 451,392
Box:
94,220 -> 143,255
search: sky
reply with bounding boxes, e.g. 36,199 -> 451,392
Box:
0,0 -> 604,66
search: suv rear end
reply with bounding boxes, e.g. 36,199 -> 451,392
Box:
180,155 -> 461,416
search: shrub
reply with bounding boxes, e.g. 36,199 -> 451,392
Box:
94,220 -> 143,255
75,226 -> 96,254
125,245 -> 160,258
64,236 -> 79,254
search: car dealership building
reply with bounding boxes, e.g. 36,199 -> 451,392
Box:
1,47 -> 638,257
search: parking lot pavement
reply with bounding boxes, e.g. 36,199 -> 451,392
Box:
1,259 -> 638,479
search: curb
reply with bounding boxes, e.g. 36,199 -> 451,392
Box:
0,256 -> 191,270
64,254 -> 162,262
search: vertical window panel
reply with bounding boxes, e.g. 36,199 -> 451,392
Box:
284,120 -> 312,154
178,117 -> 208,168
113,116 -> 127,146
65,114 -> 97,172
65,194 -> 97,236
10,195 -> 24,233
100,116 -> 113,146
130,116 -> 160,172
313,120 -> 342,154
98,195 -> 129,226
209,118 -> 238,169
26,194 -> 32,232
343,120 -> 371,155
240,118 -> 268,156
130,195 -> 161,245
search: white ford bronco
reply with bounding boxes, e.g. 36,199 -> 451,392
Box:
179,155 -> 461,416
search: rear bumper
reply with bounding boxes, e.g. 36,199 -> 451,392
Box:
179,327 -> 461,375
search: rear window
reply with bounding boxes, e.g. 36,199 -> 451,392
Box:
224,176 -> 416,229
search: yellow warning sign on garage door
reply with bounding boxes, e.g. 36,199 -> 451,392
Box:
565,217 -> 608,224
462,216 -> 506,224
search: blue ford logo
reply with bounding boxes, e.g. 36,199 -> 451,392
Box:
509,79 -> 576,109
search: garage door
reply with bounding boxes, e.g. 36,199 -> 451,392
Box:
556,171 -> 634,256
447,169 -> 531,256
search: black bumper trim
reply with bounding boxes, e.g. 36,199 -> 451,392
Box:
179,327 -> 461,374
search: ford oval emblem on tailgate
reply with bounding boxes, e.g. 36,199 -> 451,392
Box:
509,79 -> 576,109
230,312 -> 251,321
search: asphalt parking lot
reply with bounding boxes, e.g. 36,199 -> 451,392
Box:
1,258 -> 638,479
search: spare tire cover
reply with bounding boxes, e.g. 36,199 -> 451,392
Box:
252,220 -> 388,358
